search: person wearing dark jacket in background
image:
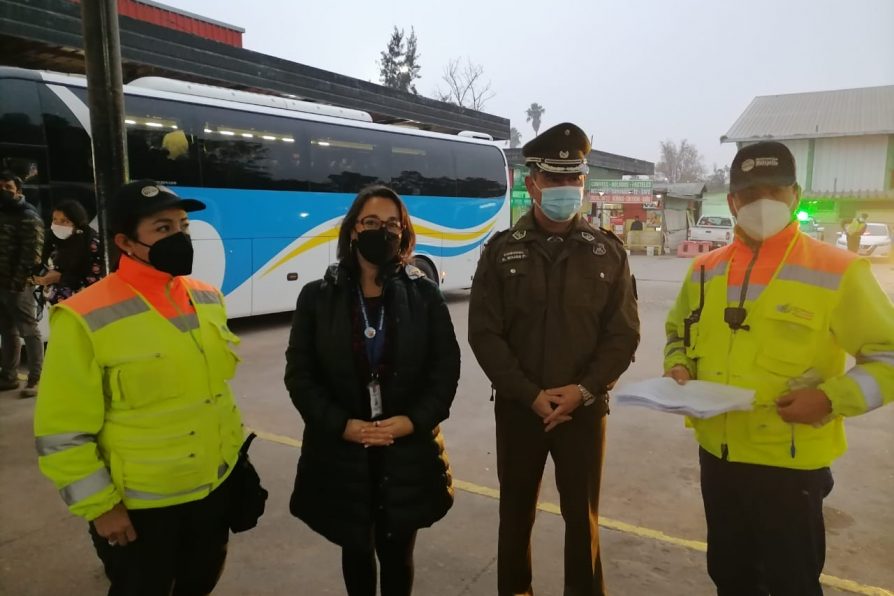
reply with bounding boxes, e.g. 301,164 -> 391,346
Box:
284,185 -> 460,596
0,171 -> 44,397
34,200 -> 104,305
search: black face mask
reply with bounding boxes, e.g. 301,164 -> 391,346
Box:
0,189 -> 17,205
355,229 -> 400,266
137,232 -> 194,277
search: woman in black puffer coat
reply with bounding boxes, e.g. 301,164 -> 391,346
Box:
284,185 -> 460,596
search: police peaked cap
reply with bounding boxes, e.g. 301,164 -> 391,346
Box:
523,122 -> 591,174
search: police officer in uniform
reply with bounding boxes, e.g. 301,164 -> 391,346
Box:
469,123 -> 640,596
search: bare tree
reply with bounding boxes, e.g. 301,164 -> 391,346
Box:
656,139 -> 706,183
509,127 -> 522,149
434,57 -> 495,111
526,103 -> 545,136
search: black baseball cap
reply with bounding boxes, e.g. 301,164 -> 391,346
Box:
729,142 -> 797,193
110,180 -> 205,234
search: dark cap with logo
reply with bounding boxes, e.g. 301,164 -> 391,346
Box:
729,141 -> 797,193
110,180 -> 205,234
522,122 -> 591,174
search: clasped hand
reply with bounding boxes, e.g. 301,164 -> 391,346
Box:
343,416 -> 414,447
532,385 -> 583,432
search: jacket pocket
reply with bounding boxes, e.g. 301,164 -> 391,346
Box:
568,267 -> 611,310
107,353 -> 182,409
499,261 -> 536,315
754,306 -> 822,381
209,322 -> 242,381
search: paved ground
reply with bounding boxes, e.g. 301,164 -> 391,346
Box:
1,255 -> 892,595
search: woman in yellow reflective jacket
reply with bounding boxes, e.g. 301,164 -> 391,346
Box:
34,180 -> 244,595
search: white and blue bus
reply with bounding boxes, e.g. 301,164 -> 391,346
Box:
0,67 -> 509,317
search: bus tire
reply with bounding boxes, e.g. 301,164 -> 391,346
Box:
412,256 -> 439,285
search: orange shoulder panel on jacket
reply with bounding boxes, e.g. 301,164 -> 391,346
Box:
692,244 -> 734,273
787,235 -> 858,275
180,276 -> 219,293
61,274 -> 136,315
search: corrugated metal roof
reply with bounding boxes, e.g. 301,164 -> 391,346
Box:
721,85 -> 894,143
653,182 -> 707,198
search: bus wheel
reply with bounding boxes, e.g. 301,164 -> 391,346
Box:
412,256 -> 438,284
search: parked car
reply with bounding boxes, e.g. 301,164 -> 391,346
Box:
836,222 -> 892,258
798,217 -> 825,242
688,215 -> 735,248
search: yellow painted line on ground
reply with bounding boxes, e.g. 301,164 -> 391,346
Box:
252,429 -> 893,596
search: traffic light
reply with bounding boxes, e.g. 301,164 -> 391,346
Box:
796,210 -> 810,222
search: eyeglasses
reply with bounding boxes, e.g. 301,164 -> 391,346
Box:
357,216 -> 402,235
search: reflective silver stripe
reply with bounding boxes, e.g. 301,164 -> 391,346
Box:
667,332 -> 684,344
36,432 -> 96,456
218,462 -> 229,478
125,483 -> 212,501
191,290 -> 221,305
170,313 -> 200,332
82,297 -> 151,332
691,263 -> 726,284
60,468 -> 113,505
777,265 -> 842,291
726,284 -> 766,303
856,351 -> 894,368
665,346 -> 686,357
848,367 -> 884,411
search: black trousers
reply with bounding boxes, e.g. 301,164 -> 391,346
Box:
341,525 -> 417,596
495,399 -> 606,596
89,483 -> 230,596
699,448 -> 834,596
341,447 -> 418,596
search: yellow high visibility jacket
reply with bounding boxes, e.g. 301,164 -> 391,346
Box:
665,224 -> 894,469
34,264 -> 244,521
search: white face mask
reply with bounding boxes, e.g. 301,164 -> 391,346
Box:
51,224 -> 74,240
734,198 -> 793,241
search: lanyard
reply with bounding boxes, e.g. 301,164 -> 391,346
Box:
356,285 -> 386,378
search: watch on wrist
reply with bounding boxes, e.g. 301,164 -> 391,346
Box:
578,384 -> 596,407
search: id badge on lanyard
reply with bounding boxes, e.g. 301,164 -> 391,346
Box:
358,286 -> 386,419
367,379 -> 383,418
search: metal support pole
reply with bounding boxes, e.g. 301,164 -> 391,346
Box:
80,0 -> 128,272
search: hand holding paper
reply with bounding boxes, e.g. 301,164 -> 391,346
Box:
614,377 -> 755,418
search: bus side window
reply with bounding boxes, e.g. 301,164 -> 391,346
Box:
124,96 -> 199,187
387,134 -> 455,197
39,86 -> 93,184
307,123 -> 380,194
454,144 -> 507,199
1,80 -> 43,147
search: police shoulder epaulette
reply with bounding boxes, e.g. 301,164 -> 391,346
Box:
404,264 -> 425,280
599,227 -> 624,245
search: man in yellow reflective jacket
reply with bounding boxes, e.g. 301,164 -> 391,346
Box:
665,143 -> 894,595
35,180 -> 244,595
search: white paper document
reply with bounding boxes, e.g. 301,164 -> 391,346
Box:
614,377 -> 755,419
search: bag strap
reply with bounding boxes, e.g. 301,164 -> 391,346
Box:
240,432 -> 259,457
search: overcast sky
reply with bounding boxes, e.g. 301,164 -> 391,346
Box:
169,0 -> 893,170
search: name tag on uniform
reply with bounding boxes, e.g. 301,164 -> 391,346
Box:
368,380 -> 383,418
500,250 -> 528,263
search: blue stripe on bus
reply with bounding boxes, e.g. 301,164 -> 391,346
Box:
176,187 -> 504,293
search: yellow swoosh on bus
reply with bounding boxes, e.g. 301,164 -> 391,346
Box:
414,221 -> 495,242
262,219 -> 495,278
262,224 -> 340,277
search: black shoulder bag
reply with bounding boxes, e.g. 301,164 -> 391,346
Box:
226,432 -> 268,533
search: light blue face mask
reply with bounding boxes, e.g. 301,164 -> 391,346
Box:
535,184 -> 584,222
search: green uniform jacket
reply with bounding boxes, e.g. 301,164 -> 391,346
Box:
469,212 -> 640,409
